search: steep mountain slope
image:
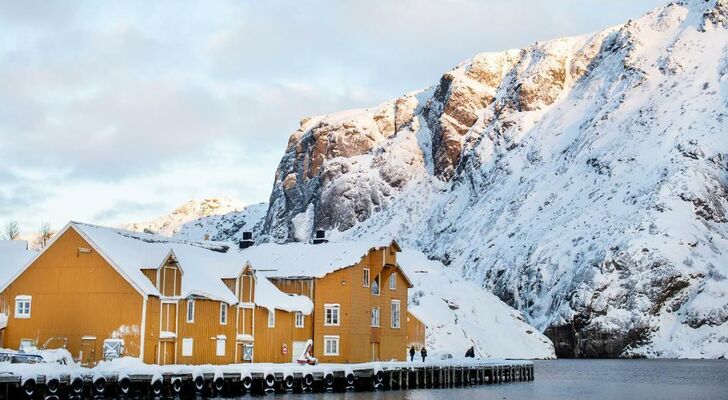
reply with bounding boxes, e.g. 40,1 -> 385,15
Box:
122,198 -> 248,238
259,1 -> 728,358
174,202 -> 267,242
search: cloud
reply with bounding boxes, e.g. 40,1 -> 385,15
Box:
0,0 -> 666,232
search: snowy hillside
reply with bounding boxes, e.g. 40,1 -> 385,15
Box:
252,0 -> 728,358
400,249 -> 554,359
122,198 -> 248,238
174,202 -> 268,243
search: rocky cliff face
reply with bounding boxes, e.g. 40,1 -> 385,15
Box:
206,1 -> 728,358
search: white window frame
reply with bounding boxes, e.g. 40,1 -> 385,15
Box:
14,295 -> 31,319
242,343 -> 253,361
389,273 -> 396,290
324,304 -> 340,326
295,312 -> 304,328
391,300 -> 401,329
371,307 -> 380,327
182,338 -> 193,356
363,268 -> 370,287
186,299 -> 195,323
323,335 -> 340,356
220,303 -> 227,325
216,337 -> 226,356
371,274 -> 380,295
268,309 -> 275,328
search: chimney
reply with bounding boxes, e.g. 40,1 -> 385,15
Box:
312,230 -> 328,244
239,231 -> 254,249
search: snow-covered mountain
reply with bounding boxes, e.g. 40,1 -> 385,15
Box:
122,198 -> 249,238
250,1 -> 728,358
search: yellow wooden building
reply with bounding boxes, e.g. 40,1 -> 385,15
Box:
0,222 -> 425,365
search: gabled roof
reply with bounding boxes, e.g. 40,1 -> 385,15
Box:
68,222 -> 312,312
238,240 -> 401,279
72,222 -> 243,304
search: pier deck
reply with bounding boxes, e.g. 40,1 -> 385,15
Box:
0,358 -> 533,398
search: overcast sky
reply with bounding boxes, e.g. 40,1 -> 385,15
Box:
0,0 -> 665,233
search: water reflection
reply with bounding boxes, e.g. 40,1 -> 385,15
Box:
226,359 -> 728,400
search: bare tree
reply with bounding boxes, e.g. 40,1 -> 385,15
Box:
35,222 -> 54,250
3,221 -> 20,240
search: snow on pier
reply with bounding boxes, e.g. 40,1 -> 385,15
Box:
0,357 -> 534,398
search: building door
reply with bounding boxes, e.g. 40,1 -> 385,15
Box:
371,343 -> 380,362
160,341 -> 176,365
292,341 -> 308,362
80,337 -> 97,367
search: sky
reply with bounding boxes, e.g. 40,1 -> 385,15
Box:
0,0 -> 666,233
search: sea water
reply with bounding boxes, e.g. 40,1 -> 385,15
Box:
232,359 -> 728,400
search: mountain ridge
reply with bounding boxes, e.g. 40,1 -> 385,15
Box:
157,0 -> 728,358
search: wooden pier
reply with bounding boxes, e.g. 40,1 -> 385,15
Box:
0,359 -> 533,399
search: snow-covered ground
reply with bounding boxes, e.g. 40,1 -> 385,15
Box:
401,250 -> 554,359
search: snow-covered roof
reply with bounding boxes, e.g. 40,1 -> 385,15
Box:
0,240 -> 35,290
69,222 -> 311,311
236,240 -> 399,279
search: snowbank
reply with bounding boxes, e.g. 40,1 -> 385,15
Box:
400,249 -> 555,359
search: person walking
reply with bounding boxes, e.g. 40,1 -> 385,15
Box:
409,346 -> 416,362
420,347 -> 427,362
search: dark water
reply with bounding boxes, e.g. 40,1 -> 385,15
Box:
256,360 -> 728,400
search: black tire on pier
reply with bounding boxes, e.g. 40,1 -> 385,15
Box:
302,374 -> 314,391
172,378 -> 183,395
284,375 -> 294,391
324,373 -> 335,390
70,377 -> 84,396
265,374 -> 276,391
93,377 -> 106,395
194,375 -> 205,392
242,376 -> 253,392
214,377 -> 225,393
22,378 -> 35,398
118,376 -> 131,394
46,377 -> 60,395
151,379 -> 162,396
346,373 -> 355,387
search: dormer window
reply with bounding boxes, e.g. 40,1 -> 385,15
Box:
389,273 -> 396,290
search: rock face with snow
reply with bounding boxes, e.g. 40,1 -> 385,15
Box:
256,1 -> 728,358
123,198 -> 252,238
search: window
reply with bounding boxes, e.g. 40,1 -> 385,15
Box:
324,304 -> 340,326
216,337 -> 226,356
389,273 -> 396,290
14,296 -> 31,319
371,275 -> 380,295
371,307 -> 380,327
268,309 -> 275,328
295,312 -> 304,328
363,268 -> 370,287
324,336 -> 339,356
242,343 -> 253,361
220,303 -> 227,325
391,300 -> 401,329
182,338 -> 193,356
186,300 -> 195,323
